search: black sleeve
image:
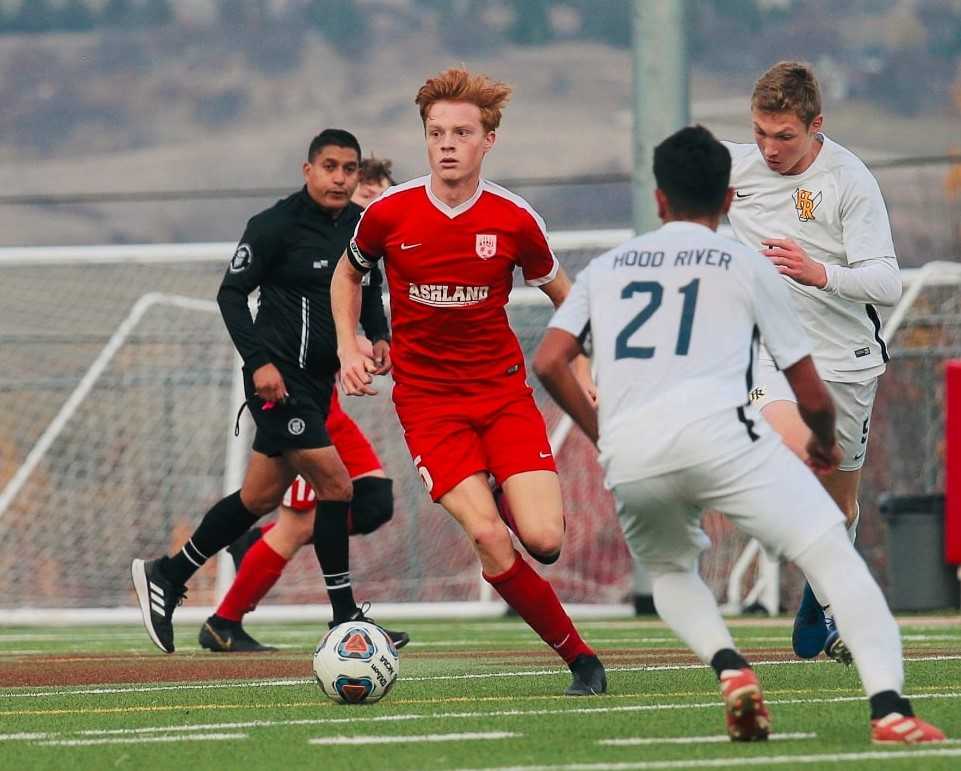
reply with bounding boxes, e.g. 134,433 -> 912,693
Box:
216,216 -> 278,372
359,265 -> 390,343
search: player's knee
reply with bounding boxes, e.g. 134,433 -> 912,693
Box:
239,489 -> 281,517
471,519 -> 513,559
313,476 -> 353,503
349,476 -> 394,535
521,528 -> 563,565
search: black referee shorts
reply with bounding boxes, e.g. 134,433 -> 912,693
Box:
241,364 -> 334,457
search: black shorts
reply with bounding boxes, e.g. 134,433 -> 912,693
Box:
242,364 -> 335,457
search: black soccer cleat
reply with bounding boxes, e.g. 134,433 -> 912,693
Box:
131,558 -> 186,654
226,527 -> 263,571
330,602 -> 410,650
565,653 -> 608,696
199,615 -> 277,653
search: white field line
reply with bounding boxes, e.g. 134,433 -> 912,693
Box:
599,732 -> 815,746
0,733 -> 50,741
308,731 -> 518,746
67,692 -> 961,737
37,732 -> 247,747
451,747 -> 961,771
6,654 -> 961,699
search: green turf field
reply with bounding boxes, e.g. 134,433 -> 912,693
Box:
1,616 -> 959,770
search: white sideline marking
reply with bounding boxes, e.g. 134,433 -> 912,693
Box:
452,748 -> 961,770
599,732 -> 816,746
308,731 -> 518,746
6,655 -> 961,699
37,732 -> 247,747
0,733 -> 50,741
70,693 -> 961,736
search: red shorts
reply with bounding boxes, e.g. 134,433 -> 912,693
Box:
282,390 -> 382,511
392,378 -> 557,502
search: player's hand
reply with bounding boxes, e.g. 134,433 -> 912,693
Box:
371,339 -> 392,376
339,347 -> 378,396
805,436 -> 842,476
252,363 -> 288,403
762,238 -> 828,288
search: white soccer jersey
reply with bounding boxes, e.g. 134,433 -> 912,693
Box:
724,136 -> 897,382
549,221 -> 811,486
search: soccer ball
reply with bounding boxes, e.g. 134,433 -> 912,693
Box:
312,621 -> 399,704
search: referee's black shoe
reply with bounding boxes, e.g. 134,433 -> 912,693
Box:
199,615 -> 277,653
330,603 -> 410,650
131,558 -> 186,654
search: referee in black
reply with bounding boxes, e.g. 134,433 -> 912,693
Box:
131,129 -> 404,653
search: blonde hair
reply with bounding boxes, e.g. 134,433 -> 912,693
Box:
415,67 -> 512,133
751,61 -> 822,126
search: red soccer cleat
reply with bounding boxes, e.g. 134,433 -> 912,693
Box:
719,667 -> 770,742
871,713 -> 945,744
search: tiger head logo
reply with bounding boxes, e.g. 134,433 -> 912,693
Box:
793,188 -> 822,222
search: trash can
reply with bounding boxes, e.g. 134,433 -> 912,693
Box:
879,493 -> 961,611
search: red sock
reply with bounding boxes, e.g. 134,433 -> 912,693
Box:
484,550 -> 593,664
216,537 -> 288,622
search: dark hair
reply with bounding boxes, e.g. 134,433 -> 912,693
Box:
653,125 -> 731,217
307,129 -> 362,163
360,156 -> 395,185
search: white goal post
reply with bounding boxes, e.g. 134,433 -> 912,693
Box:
0,236 -> 956,625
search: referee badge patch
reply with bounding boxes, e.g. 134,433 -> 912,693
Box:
229,243 -> 253,273
288,417 -> 306,436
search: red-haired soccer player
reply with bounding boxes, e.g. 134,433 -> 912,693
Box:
331,68 -> 606,695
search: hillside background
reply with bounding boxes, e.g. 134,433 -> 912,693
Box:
1,0 -> 959,250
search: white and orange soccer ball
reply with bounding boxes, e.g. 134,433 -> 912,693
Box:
312,621 -> 399,704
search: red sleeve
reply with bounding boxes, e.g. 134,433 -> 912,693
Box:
348,199 -> 389,273
517,207 -> 559,287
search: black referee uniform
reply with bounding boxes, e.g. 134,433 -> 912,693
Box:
218,186 -> 389,457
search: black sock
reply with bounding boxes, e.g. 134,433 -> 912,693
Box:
710,648 -> 750,678
163,491 -> 259,586
869,690 -> 914,720
313,499 -> 358,622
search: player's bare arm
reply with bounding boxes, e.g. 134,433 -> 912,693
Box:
331,254 -> 378,396
537,269 -> 596,401
534,328 -> 599,444
783,355 -> 841,475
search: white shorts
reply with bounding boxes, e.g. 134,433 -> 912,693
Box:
750,353 -> 878,472
613,409 -> 845,576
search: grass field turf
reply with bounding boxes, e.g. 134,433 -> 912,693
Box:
1,616 -> 960,770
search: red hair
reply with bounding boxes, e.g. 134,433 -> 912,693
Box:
415,68 -> 512,133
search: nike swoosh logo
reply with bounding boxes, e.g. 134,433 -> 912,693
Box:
552,633 -> 570,649
853,452 -> 865,461
735,191 -> 751,198
539,451 -> 552,459
400,242 -> 422,250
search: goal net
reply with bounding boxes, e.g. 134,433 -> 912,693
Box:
0,235 -> 957,621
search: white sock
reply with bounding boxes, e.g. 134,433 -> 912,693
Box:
652,569 -> 736,664
794,523 -> 903,696
807,502 -> 860,616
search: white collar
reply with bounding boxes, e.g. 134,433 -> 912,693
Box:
425,175 -> 485,219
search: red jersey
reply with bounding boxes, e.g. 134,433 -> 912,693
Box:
348,176 -> 558,385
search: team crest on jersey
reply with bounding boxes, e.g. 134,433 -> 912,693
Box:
475,234 -> 497,259
229,243 -> 252,272
793,188 -> 822,222
288,417 -> 306,435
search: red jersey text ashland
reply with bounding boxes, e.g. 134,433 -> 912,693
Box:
348,176 -> 559,385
